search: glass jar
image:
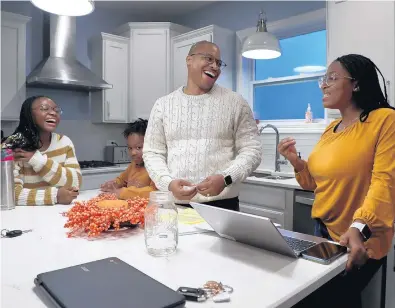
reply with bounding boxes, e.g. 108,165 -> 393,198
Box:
144,191 -> 178,257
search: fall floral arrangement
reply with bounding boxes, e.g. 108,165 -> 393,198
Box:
63,193 -> 149,237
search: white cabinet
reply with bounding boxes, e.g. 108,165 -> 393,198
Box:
172,25 -> 235,92
90,33 -> 129,123
114,22 -> 191,121
1,11 -> 30,121
326,1 -> 395,118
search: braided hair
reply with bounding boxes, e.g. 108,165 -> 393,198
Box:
123,118 -> 148,138
12,96 -> 50,151
336,54 -> 395,122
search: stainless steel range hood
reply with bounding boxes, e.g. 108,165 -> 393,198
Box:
26,14 -> 112,91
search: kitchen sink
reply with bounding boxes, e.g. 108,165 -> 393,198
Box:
250,173 -> 294,180
264,175 -> 294,180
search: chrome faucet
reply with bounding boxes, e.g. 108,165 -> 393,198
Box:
258,124 -> 288,172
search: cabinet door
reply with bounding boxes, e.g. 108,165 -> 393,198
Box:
103,39 -> 128,122
1,13 -> 29,121
239,203 -> 285,228
131,29 -> 168,120
327,1 -> 394,113
172,33 -> 213,91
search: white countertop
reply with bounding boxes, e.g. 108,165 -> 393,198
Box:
1,189 -> 348,308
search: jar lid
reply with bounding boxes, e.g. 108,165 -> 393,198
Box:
1,148 -> 14,162
149,191 -> 174,203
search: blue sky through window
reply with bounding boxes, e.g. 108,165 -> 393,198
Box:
254,30 -> 326,120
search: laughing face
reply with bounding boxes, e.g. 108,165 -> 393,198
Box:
186,43 -> 222,92
31,97 -> 61,133
320,61 -> 356,110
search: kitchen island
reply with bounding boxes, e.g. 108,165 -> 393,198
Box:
1,189 -> 349,308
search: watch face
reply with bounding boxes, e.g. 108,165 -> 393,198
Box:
224,175 -> 232,186
362,225 -> 372,240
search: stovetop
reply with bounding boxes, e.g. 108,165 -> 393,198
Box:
79,160 -> 116,169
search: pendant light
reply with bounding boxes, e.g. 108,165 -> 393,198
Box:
242,11 -> 281,60
31,0 -> 95,16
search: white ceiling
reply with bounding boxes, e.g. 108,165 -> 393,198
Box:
95,1 -> 217,17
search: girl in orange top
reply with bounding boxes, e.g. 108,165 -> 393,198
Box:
101,119 -> 156,199
280,54 -> 395,308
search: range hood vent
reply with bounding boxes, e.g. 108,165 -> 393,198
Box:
26,14 -> 112,91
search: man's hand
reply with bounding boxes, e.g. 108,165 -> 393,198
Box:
13,148 -> 35,163
168,179 -> 197,201
339,227 -> 369,272
57,187 -> 79,205
196,175 -> 225,197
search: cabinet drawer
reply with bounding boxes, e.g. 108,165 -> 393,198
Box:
240,203 -> 284,228
239,183 -> 286,210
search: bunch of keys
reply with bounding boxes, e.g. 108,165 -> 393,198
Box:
177,280 -> 233,303
1,229 -> 32,238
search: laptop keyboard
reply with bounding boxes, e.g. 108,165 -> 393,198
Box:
283,236 -> 316,253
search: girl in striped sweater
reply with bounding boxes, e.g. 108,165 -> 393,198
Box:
6,96 -> 82,206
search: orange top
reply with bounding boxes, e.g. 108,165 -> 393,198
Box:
296,108 -> 395,260
115,163 -> 157,200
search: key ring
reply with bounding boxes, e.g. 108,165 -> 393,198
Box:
1,229 -> 9,238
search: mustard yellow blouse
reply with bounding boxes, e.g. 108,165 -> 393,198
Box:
296,108 -> 395,259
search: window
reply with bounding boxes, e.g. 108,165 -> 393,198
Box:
253,30 -> 327,122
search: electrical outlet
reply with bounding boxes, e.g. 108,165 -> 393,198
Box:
106,140 -> 117,146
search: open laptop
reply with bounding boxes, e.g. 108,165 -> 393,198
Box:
34,257 -> 185,308
190,202 -> 322,258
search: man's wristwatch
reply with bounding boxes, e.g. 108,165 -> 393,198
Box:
350,222 -> 371,242
223,174 -> 233,187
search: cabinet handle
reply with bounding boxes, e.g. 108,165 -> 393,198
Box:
106,101 -> 110,118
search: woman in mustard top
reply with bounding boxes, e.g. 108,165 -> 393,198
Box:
279,54 -> 395,308
100,119 -> 157,199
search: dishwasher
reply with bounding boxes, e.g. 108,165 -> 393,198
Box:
293,190 -> 316,236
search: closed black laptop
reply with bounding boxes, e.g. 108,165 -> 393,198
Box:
34,257 -> 185,308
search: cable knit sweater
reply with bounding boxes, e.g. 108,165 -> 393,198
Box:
143,84 -> 262,203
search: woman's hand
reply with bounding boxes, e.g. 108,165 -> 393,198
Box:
13,148 -> 35,163
340,228 -> 369,272
100,180 -> 122,193
278,138 -> 304,172
57,187 -> 79,204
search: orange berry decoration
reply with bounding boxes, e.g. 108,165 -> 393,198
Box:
62,193 -> 149,237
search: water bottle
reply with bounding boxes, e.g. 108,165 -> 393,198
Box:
1,148 -> 16,211
144,191 -> 178,257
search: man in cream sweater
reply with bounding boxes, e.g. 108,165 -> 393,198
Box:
143,41 -> 262,211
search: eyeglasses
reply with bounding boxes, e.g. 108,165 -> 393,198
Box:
189,53 -> 227,69
318,73 -> 355,88
33,104 -> 63,115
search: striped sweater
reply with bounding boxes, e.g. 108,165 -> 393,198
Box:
14,133 -> 82,206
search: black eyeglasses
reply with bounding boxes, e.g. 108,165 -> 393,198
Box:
33,104 -> 63,115
190,53 -> 227,69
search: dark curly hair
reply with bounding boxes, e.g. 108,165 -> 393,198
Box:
123,118 -> 148,138
12,95 -> 50,151
336,54 -> 395,122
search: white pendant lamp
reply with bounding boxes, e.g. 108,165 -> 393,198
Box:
31,0 -> 95,16
242,11 -> 281,60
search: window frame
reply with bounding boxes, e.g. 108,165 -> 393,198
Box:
236,8 -> 330,133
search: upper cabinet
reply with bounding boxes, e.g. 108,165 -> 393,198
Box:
327,1 -> 395,117
90,33 -> 129,123
172,25 -> 235,92
1,11 -> 31,121
114,22 -> 191,121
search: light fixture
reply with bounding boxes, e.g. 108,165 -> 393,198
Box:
31,0 -> 95,17
242,11 -> 281,60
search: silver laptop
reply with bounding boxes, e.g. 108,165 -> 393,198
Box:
190,202 -> 324,258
